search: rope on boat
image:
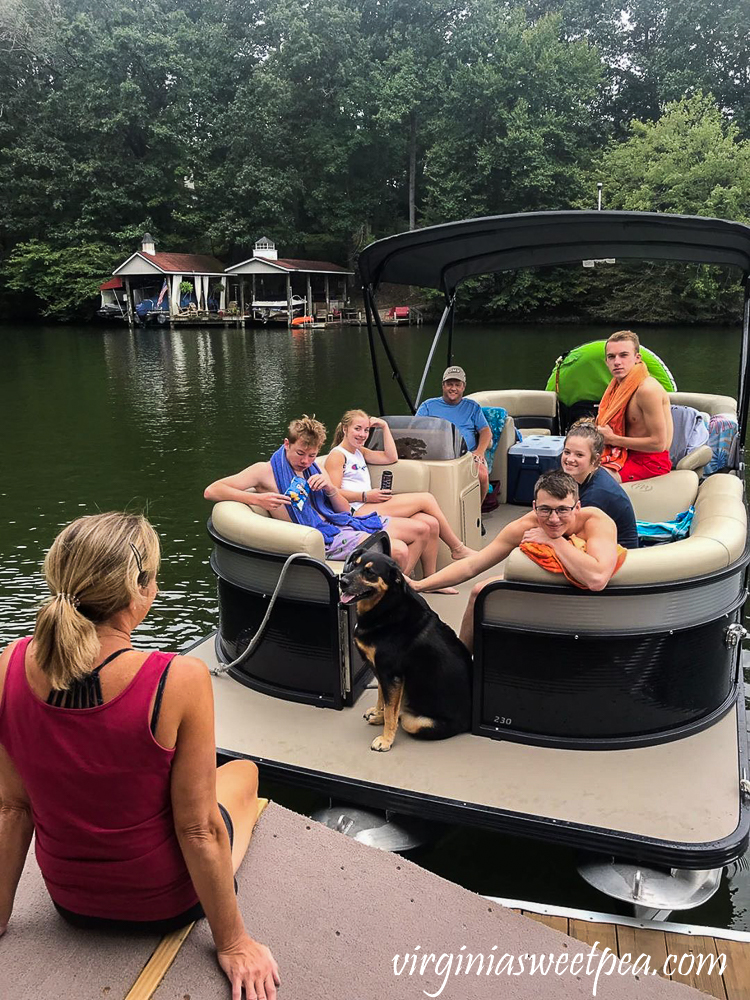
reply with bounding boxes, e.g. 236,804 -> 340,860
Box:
212,551 -> 312,675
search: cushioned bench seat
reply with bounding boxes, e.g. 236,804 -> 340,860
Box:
505,473 -> 746,587
210,452 -> 481,573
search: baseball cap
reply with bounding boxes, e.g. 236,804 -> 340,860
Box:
442,365 -> 466,384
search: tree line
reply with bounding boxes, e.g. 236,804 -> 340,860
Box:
1,0 -> 749,322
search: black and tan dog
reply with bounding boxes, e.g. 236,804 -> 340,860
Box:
340,549 -> 472,752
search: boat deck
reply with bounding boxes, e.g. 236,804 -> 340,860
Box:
6,801 -> 746,1000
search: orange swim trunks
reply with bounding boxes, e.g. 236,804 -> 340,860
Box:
618,450 -> 671,482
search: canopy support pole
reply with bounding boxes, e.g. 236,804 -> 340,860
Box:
737,275 -> 750,449
370,291 -> 416,413
363,286 -> 385,416
415,296 -> 454,410
446,295 -> 456,365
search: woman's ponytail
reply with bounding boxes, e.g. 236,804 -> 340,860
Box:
34,594 -> 100,691
34,512 -> 160,691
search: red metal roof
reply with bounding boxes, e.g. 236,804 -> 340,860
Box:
100,278 -> 123,290
272,258 -> 351,274
140,252 -> 225,273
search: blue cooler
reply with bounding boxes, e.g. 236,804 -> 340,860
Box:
507,435 -> 566,505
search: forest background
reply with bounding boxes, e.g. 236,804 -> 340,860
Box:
1,0 -> 749,323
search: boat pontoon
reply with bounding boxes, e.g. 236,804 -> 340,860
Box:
197,211 -> 750,913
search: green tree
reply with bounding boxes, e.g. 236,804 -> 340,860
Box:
422,6 -> 603,223
582,93 -> 750,321
526,1 -> 750,137
3,240 -> 121,320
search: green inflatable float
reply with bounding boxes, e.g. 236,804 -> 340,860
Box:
546,339 -> 676,429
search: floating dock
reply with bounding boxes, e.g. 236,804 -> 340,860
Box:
4,801 -> 748,998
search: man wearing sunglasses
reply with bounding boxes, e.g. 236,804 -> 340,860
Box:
411,470 -> 619,649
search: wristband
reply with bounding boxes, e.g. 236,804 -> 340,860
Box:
362,490 -> 367,503
324,488 -> 337,497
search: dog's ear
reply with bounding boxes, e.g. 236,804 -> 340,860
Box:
343,546 -> 366,576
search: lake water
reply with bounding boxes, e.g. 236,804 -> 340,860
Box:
1,319 -> 748,929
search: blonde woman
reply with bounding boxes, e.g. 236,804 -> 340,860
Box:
0,513 -> 279,1000
327,410 -> 474,578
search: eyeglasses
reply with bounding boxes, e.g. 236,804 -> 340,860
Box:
534,504 -> 576,519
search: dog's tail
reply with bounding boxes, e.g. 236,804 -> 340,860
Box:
401,713 -> 469,741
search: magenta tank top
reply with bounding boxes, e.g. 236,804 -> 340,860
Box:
0,637 -> 199,920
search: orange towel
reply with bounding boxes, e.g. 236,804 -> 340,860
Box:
598,361 -> 648,473
519,534 -> 627,590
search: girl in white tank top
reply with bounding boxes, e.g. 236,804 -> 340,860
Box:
332,445 -> 371,510
324,409 -> 474,580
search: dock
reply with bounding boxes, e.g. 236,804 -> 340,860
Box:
506,900 -> 750,1000
4,801 -> 749,999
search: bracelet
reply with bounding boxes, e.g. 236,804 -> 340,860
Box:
362,490 -> 366,503
324,488 -> 337,497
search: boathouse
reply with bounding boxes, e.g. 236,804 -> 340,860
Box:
111,235 -> 227,326
226,237 -> 353,324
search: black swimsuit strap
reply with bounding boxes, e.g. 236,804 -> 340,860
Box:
150,661 -> 172,736
92,647 -> 133,674
46,647 -> 133,708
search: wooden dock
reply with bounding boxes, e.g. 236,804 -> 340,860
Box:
513,906 -> 750,1000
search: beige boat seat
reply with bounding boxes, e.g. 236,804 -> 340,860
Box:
668,391 -> 737,419
467,389 -> 557,503
505,472 -> 745,587
622,469 -> 699,522
210,452 -> 480,574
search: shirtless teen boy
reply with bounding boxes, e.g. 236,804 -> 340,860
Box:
411,470 -> 621,651
597,330 -> 674,482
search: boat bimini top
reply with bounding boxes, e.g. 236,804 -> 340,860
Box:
357,210 -> 750,430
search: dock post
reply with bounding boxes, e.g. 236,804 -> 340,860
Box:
325,276 -> 330,320
240,279 -> 246,330
306,275 -> 312,319
286,275 -> 292,327
124,278 -> 135,329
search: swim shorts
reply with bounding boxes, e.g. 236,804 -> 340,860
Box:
617,450 -> 672,482
325,526 -> 373,561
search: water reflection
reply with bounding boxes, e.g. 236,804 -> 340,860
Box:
1,319 -> 749,928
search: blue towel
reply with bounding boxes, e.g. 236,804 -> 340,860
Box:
636,506 -> 694,545
481,406 -> 518,475
269,446 -> 383,544
705,415 -> 738,476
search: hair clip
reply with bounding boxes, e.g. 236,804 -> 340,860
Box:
129,542 -> 149,587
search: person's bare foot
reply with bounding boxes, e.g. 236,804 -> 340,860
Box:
451,544 -> 476,560
434,586 -> 459,595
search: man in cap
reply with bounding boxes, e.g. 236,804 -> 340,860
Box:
416,365 -> 492,502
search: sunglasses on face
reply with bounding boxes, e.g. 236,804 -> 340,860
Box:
534,504 -> 576,519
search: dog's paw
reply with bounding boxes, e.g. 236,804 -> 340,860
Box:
363,706 -> 384,725
370,735 -> 393,752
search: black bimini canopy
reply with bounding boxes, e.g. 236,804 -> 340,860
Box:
358,211 -> 750,293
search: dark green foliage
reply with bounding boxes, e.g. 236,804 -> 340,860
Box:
1,0 -> 749,322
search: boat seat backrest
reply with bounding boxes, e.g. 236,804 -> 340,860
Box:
622,469 -> 700,521
467,389 -> 557,417
317,454 -> 431,494
668,391 -> 737,418
503,473 -> 745,588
